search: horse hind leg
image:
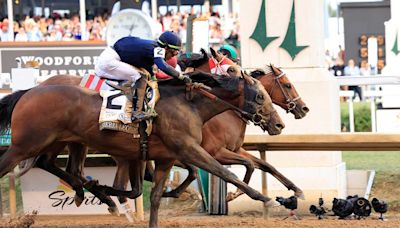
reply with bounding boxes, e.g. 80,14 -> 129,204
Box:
65,143 -> 118,215
0,145 -> 28,178
35,154 -> 86,207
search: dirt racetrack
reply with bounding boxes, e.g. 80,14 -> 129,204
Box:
1,212 -> 399,228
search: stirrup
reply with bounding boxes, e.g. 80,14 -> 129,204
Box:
131,112 -> 158,123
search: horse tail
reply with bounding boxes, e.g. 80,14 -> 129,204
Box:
0,89 -> 30,134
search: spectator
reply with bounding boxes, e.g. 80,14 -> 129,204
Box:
0,20 -> 10,41
15,27 -> 28,41
344,59 -> 363,101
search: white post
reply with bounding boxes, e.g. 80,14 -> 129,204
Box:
7,0 -> 14,41
348,98 -> 355,132
151,0 -> 158,20
79,0 -> 87,40
370,98 -> 376,132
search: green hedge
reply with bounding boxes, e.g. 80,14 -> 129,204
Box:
341,102 -> 372,132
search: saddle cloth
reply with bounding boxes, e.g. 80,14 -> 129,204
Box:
79,73 -> 159,136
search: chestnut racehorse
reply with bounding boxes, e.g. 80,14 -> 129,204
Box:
0,72 -> 283,227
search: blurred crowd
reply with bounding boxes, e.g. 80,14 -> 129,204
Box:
326,45 -> 373,101
0,13 -> 108,42
0,9 -> 240,50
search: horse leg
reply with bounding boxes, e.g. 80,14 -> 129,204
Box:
0,145 -> 29,178
177,142 -> 273,205
238,147 -> 304,199
149,159 -> 175,228
213,147 -> 255,202
162,160 -> 198,198
35,153 -> 86,207
65,143 -> 119,215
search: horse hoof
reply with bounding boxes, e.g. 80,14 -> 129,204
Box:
162,191 -> 179,198
295,190 -> 305,200
226,192 -> 235,202
108,206 -> 120,216
74,194 -> 84,207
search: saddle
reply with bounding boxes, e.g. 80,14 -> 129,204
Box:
79,70 -> 159,138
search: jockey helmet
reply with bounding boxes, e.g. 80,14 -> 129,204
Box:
157,31 -> 182,50
219,44 -> 238,60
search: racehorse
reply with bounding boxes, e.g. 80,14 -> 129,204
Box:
0,72 -> 283,227
18,48 -> 308,212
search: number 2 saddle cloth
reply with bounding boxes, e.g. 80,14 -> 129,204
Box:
79,73 -> 159,138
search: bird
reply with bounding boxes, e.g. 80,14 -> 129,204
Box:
276,196 -> 299,220
309,197 -> 328,219
332,198 -> 354,219
371,197 -> 388,221
352,197 -> 372,219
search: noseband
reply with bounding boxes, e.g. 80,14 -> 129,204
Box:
269,70 -> 301,112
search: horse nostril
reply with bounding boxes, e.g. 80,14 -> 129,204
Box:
275,123 -> 285,130
302,106 -> 310,113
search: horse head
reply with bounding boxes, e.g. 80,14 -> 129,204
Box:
198,71 -> 284,135
250,65 -> 309,119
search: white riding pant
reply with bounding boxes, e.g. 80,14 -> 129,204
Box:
95,47 -> 142,83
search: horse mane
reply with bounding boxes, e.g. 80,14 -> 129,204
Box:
177,49 -> 209,70
158,72 -> 240,92
250,65 -> 273,78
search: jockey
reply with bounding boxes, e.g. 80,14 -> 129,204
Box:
95,31 -> 189,122
219,44 -> 240,64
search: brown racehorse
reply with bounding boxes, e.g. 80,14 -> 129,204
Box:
0,72 -> 283,227
19,50 -> 308,210
163,66 -> 309,201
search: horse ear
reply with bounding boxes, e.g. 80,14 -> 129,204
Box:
242,72 -> 254,85
210,47 -> 218,58
271,64 -> 280,75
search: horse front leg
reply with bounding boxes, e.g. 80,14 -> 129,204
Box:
177,141 -> 273,206
213,147 -> 255,202
162,160 -> 198,198
238,147 -> 304,199
150,159 -> 175,228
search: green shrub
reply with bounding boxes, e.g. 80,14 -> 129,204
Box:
340,101 -> 372,132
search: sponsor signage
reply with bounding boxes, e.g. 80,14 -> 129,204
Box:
20,167 -> 135,214
0,43 -> 106,77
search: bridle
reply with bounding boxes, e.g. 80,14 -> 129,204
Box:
269,68 -> 301,112
185,76 -> 274,127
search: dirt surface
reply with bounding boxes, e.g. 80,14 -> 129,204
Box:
1,209 -> 399,228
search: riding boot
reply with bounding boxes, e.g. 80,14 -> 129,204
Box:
131,77 -> 157,122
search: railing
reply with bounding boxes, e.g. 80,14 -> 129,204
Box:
336,74 -> 400,132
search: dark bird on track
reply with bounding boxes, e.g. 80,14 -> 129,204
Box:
371,197 -> 388,221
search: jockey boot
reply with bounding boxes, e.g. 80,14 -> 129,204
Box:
131,77 -> 157,123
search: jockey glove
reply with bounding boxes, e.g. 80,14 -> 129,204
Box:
179,73 -> 192,84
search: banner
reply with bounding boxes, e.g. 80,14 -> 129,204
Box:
20,167 -> 136,215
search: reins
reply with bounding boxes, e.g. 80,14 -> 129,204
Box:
185,81 -> 263,124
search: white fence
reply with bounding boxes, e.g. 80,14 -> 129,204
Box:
336,75 -> 400,132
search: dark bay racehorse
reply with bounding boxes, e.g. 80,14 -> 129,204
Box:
0,72 -> 283,227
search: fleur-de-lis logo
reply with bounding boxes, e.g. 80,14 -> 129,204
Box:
250,0 -> 309,60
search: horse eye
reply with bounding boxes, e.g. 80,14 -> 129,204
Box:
285,84 -> 292,89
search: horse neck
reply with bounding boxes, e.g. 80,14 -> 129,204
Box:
158,85 -> 242,124
257,73 -> 275,92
